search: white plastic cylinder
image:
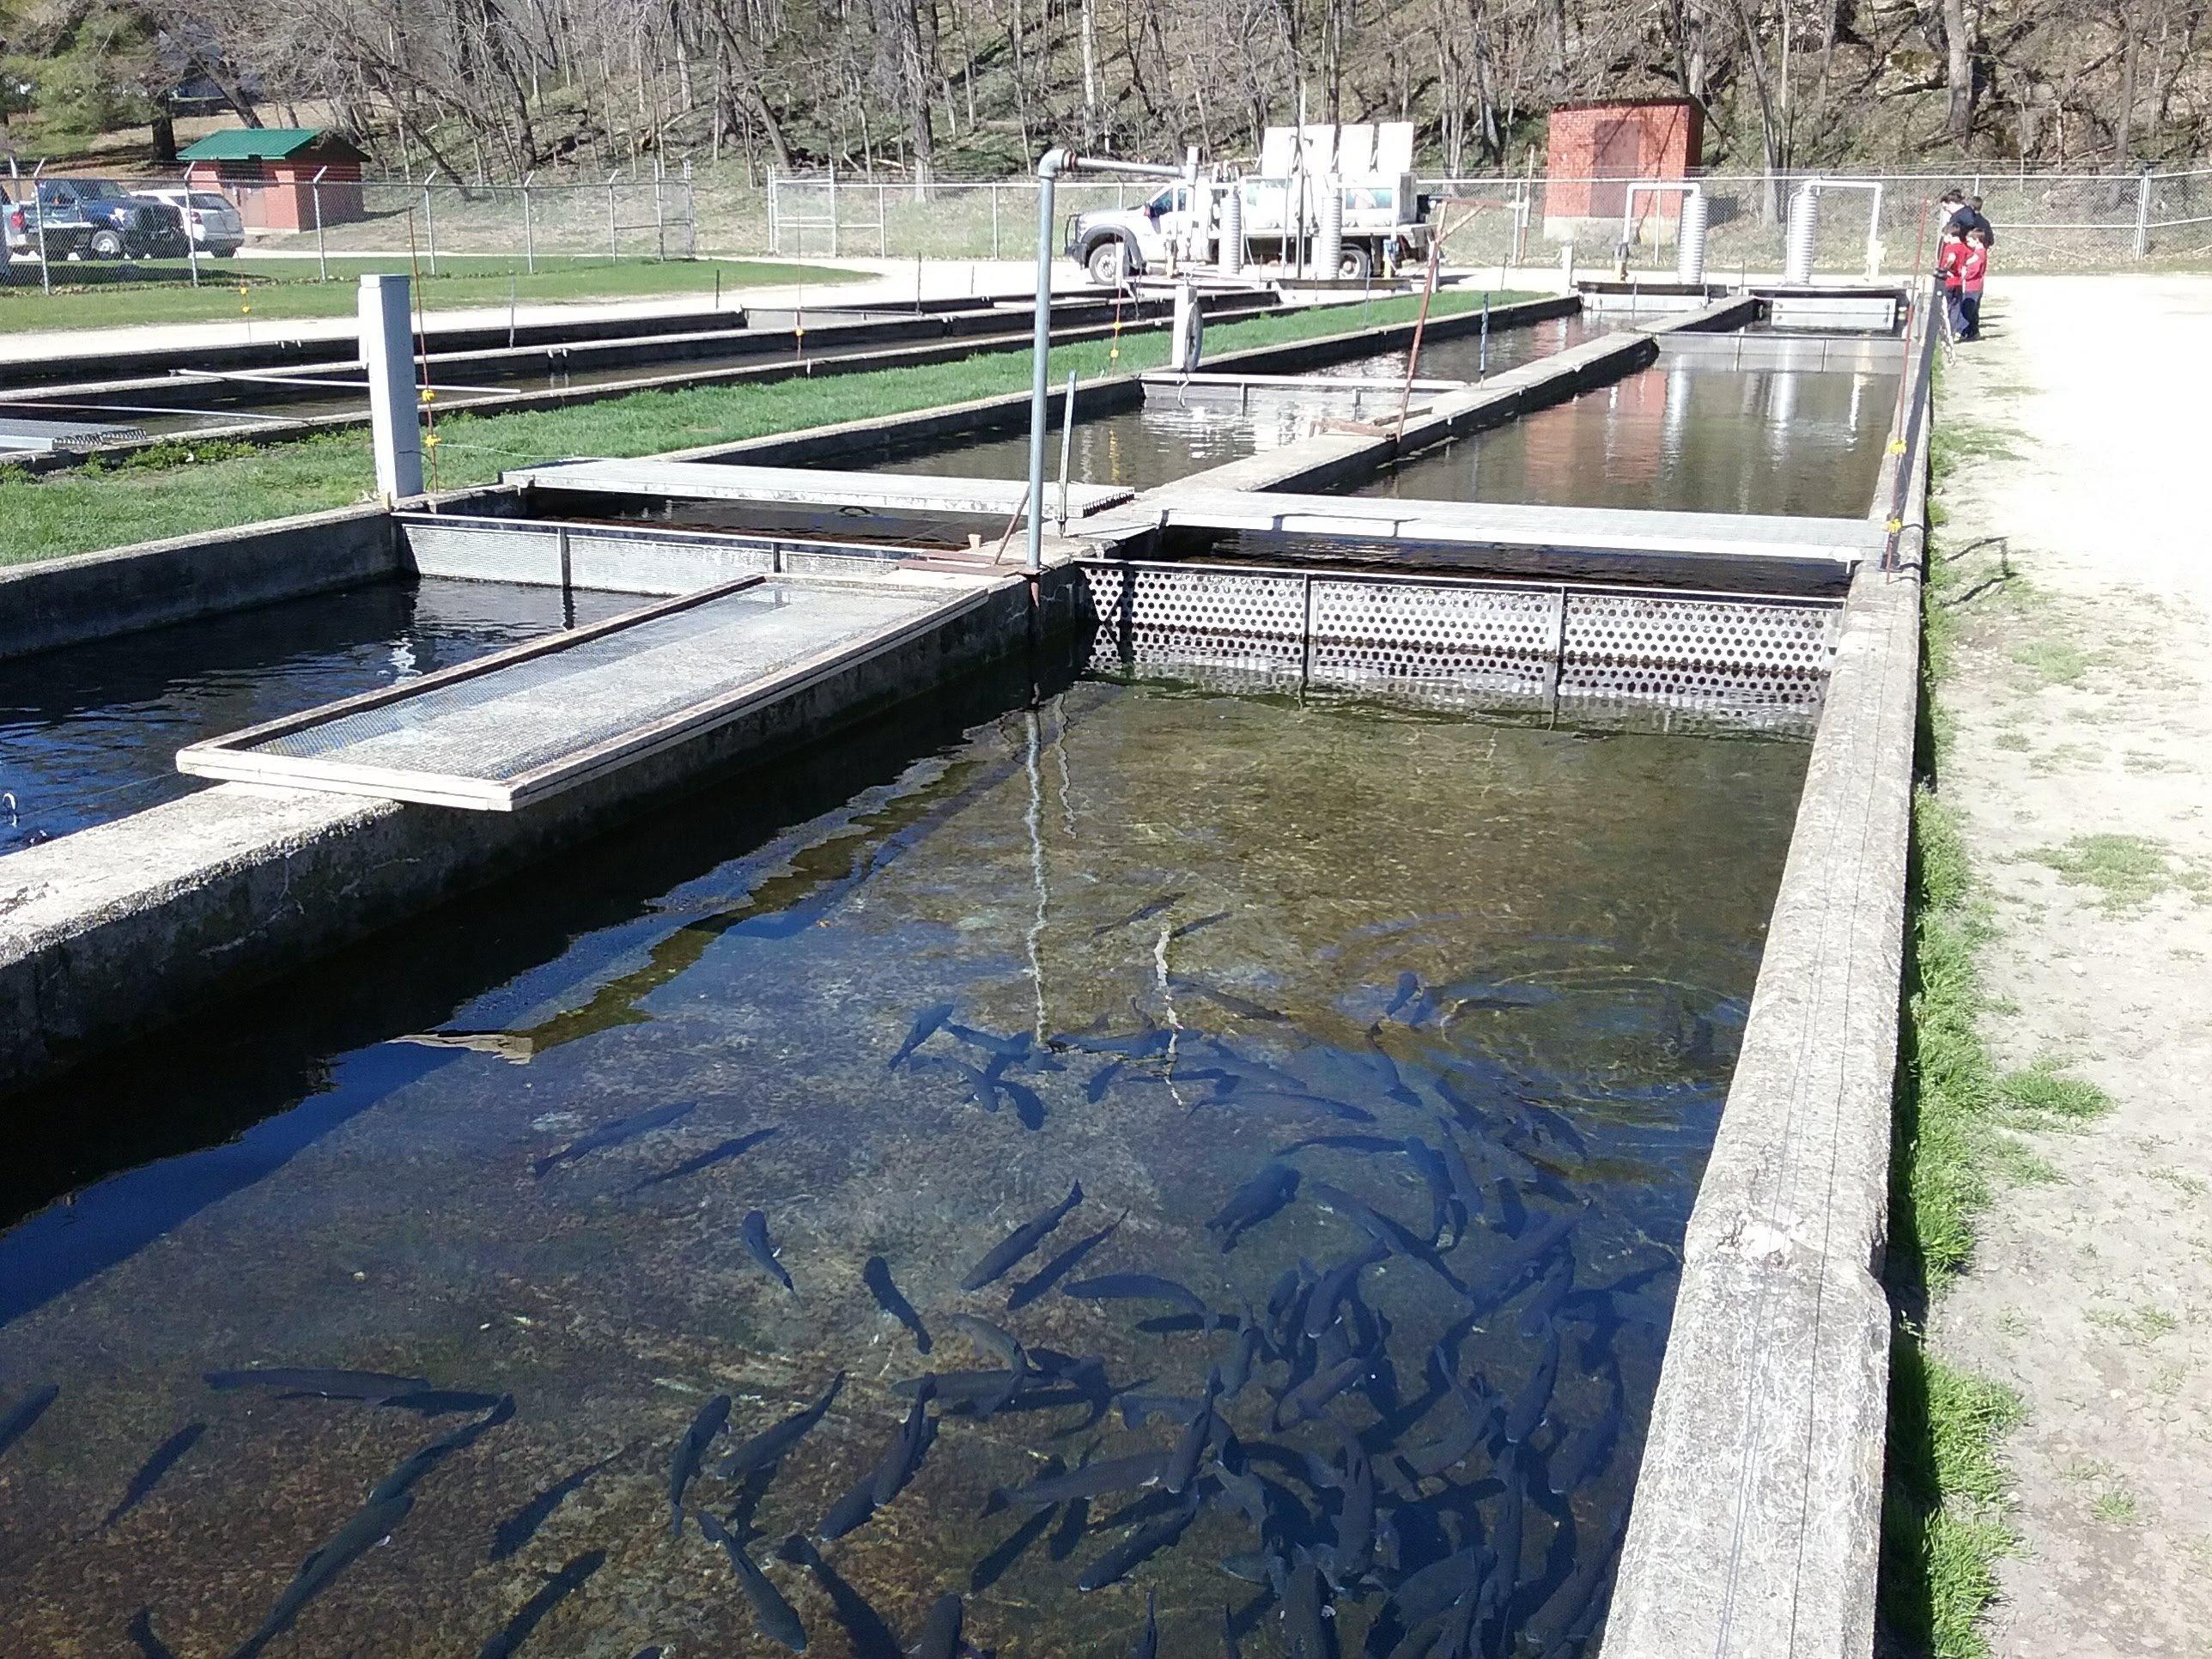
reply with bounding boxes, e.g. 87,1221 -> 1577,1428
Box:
1784,187 -> 1820,285
1317,181 -> 1344,278
1170,281 -> 1204,372
1675,190 -> 1710,285
1221,187 -> 1244,278
359,273 -> 423,501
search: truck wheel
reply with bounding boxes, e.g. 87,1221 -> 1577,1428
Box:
88,228 -> 124,259
1337,244 -> 1374,282
1085,240 -> 1130,286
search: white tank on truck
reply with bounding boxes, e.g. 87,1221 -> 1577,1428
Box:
1062,123 -> 1435,286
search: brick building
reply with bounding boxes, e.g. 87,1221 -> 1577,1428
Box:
178,129 -> 368,233
1542,100 -> 1705,241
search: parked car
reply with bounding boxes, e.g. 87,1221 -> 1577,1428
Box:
131,185 -> 245,257
0,179 -> 184,259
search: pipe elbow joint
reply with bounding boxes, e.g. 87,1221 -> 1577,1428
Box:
1036,147 -> 1071,181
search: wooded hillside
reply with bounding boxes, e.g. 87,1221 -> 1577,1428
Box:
3,0 -> 2206,178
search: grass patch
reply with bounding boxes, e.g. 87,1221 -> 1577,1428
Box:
2027,832 -> 2209,912
0,289 -> 1525,568
0,256 -> 860,332
1995,1057 -> 2112,1126
2008,636 -> 2095,688
1881,1340 -> 2026,1659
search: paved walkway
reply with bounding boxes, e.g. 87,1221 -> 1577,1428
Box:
1930,275 -> 2212,1654
0,258 -> 1089,364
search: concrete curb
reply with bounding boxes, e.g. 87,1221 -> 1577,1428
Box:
1598,305 -> 1931,1659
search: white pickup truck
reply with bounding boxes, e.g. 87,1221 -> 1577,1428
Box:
1063,124 -> 1436,285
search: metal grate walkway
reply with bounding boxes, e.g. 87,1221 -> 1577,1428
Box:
177,574 -> 986,811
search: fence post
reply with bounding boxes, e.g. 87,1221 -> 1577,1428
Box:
421,184 -> 439,276
991,184 -> 1000,258
608,173 -> 620,260
2133,169 -> 2153,259
653,162 -> 666,261
311,167 -> 329,281
829,161 -> 838,258
33,181 -> 50,295
768,170 -> 780,255
683,161 -> 696,258
521,174 -> 537,274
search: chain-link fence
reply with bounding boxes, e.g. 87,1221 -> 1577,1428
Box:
755,165 -> 2212,274
1,160 -> 2204,305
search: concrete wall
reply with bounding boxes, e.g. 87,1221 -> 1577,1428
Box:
1597,307 -> 1932,1659
0,504 -> 404,664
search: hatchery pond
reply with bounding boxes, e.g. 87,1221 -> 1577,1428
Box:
0,663 -> 1808,1657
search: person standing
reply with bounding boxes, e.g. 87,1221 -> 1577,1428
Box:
1957,228 -> 1990,340
1936,222 -> 1969,340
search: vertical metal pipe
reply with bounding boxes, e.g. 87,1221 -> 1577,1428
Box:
360,272 -> 425,501
312,167 -> 329,281
1479,295 -> 1490,379
1025,149 -> 1068,578
608,175 -> 620,260
1056,369 -> 1078,531
422,185 -> 439,276
521,174 -> 536,274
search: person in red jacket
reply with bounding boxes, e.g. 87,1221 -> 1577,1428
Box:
1935,223 -> 1969,340
1956,228 -> 1990,341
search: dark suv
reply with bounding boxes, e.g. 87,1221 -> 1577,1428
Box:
1,179 -> 185,259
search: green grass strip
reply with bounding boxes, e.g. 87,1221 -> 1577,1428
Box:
0,257 -> 860,332
0,288 -> 1526,568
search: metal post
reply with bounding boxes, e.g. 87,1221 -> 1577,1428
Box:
828,161 -> 838,258
1025,149 -> 1066,577
422,185 -> 439,276
521,174 -> 537,274
1056,368 -> 1077,532
2133,170 -> 2153,259
608,174 -> 620,260
311,167 -> 329,281
653,164 -> 666,261
185,208 -> 201,288
992,184 -> 1000,258
1479,295 -> 1490,379
360,273 -> 424,501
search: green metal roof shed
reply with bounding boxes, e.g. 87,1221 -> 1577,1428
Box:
177,128 -> 366,164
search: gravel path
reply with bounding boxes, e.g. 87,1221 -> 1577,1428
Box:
1930,273 -> 2212,1655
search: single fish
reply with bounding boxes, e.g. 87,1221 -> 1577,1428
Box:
1169,910 -> 1232,940
863,1257 -> 931,1353
1007,1212 -> 1124,1312
1219,1604 -> 1244,1659
125,1609 -> 176,1659
871,1382 -> 939,1505
908,1593 -> 964,1659
1396,1376 -> 1501,1482
633,1127 -> 779,1190
530,1098 -> 696,1178
996,1452 -> 1168,1509
371,1395 -> 516,1503
698,1512 -> 807,1652
1118,1389 -> 1206,1431
819,1468 -> 880,1541
945,1313 -> 1024,1373
1331,1438 -> 1376,1579
1219,1321 -> 1263,1398
668,1394 -> 732,1535
1162,1371 -> 1223,1496
374,1389 -> 510,1416
1279,1557 -> 1331,1657
961,1182 -> 1083,1291
1276,1133 -> 1405,1158
1206,1163 -> 1301,1252
1085,1058 -> 1127,1103
232,1491 -> 414,1657
970,1484 -> 1061,1592
1303,1245 -> 1388,1340
1503,1330 -> 1561,1444
489,1454 -> 617,1561
1400,1137 -> 1462,1246
742,1210 -> 799,1297
475,1549 -> 605,1658
1166,975 -> 1291,1023
1062,1272 -> 1214,1327
1210,1464 -> 1270,1533
890,1001 -> 957,1068
1383,970 -> 1424,1021
993,1074 -> 1047,1131
1091,893 -> 1185,937
1077,1492 -> 1200,1590
204,1368 -> 430,1403
1304,1181 -> 1462,1292
892,1368 -> 1023,1413
719,1372 -> 846,1482
0,1380 -> 58,1460
1273,1348 -> 1377,1431
1132,1588 -> 1160,1659
100,1422 -> 204,1530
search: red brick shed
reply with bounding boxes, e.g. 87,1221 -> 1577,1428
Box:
1543,100 -> 1704,239
179,129 -> 368,233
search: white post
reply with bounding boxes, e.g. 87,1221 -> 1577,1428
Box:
421,185 -> 439,275
521,173 -> 537,273
360,274 -> 424,502
1170,280 -> 1203,371
311,167 -> 329,281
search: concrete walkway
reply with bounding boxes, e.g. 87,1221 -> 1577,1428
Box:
1931,275 -> 2212,1653
0,257 -> 1090,364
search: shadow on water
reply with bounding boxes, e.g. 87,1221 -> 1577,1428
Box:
0,648 -> 1068,1318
